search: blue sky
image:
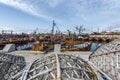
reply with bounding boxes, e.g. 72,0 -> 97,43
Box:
0,0 -> 120,33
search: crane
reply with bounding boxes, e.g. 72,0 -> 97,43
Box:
51,20 -> 56,35
75,25 -> 85,35
51,20 -> 61,35
33,28 -> 38,35
1,30 -> 13,34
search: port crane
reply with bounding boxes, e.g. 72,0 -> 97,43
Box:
32,27 -> 38,36
75,25 -> 85,36
1,30 -> 13,35
51,20 -> 61,35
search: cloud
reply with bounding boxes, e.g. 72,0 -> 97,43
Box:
0,0 -> 61,22
0,0 -> 45,17
1,0 -> 119,22
64,0 -> 120,23
0,26 -> 14,30
45,0 -> 64,8
0,0 -> 120,30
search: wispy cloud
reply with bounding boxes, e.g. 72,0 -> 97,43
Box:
0,0 -> 45,17
0,0 -> 61,22
0,26 -> 14,30
1,0 -> 120,22
0,0 -> 120,31
45,0 -> 64,8
60,0 -> 120,24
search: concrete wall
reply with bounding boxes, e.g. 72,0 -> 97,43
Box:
54,44 -> 61,52
3,44 -> 15,52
